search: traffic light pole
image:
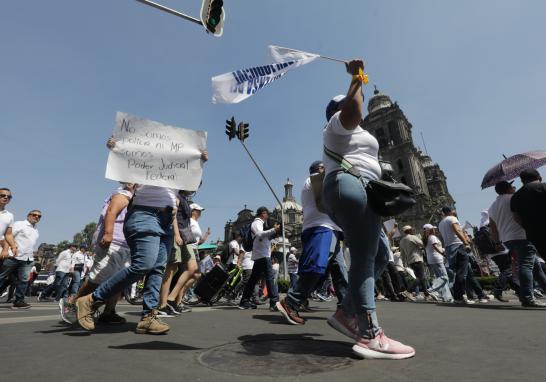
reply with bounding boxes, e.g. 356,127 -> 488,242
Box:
238,140 -> 288,281
135,0 -> 202,25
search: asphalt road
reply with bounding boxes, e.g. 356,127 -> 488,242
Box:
0,295 -> 544,382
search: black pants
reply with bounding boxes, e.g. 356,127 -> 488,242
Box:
380,270 -> 396,298
387,263 -> 406,293
410,261 -> 430,295
241,257 -> 278,306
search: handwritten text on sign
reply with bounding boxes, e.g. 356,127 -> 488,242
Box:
105,112 -> 207,190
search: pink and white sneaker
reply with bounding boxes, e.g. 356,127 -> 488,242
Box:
327,309 -> 358,339
352,330 -> 415,360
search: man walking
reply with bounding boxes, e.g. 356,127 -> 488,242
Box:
0,188 -> 16,258
239,207 -> 281,310
39,244 -> 77,301
511,169 -> 546,259
277,160 -> 348,325
490,172 -> 546,307
68,244 -> 88,297
399,226 -> 433,300
0,210 -> 41,309
438,206 -> 472,304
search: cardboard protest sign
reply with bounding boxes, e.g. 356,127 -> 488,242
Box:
383,218 -> 401,238
105,112 -> 207,191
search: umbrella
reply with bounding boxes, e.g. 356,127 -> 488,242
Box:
481,150 -> 546,189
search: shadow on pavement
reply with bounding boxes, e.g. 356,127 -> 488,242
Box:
235,333 -> 354,358
36,323 -> 137,335
109,341 -> 201,351
252,314 -> 327,324
436,303 -> 546,311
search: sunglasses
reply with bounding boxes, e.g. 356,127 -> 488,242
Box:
0,194 -> 12,200
29,213 -> 42,218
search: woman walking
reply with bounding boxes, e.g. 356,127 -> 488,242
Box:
321,59 -> 415,360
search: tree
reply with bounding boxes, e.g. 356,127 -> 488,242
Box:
56,240 -> 70,253
73,222 -> 97,249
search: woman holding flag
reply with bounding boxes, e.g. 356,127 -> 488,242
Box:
321,59 -> 415,360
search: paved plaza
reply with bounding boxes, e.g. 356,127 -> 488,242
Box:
0,295 -> 544,382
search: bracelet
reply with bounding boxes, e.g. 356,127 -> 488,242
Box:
351,68 -> 369,84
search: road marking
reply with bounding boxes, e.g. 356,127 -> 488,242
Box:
0,315 -> 60,325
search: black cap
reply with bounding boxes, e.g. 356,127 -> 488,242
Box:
309,160 -> 323,174
256,206 -> 269,216
520,169 -> 541,184
494,181 -> 514,194
79,244 -> 88,249
441,206 -> 453,215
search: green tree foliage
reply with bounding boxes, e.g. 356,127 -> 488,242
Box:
56,222 -> 97,252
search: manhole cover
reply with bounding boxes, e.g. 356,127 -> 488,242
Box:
198,338 -> 355,376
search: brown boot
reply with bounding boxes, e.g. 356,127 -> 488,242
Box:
136,310 -> 170,334
75,294 -> 103,331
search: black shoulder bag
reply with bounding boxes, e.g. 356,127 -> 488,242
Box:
324,146 -> 416,217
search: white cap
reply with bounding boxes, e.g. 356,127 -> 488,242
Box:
423,224 -> 436,230
190,203 -> 205,211
290,247 -> 297,253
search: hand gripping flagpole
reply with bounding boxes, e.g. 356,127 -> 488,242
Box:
270,45 -> 369,83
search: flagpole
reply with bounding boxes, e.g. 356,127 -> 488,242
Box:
271,45 -> 347,63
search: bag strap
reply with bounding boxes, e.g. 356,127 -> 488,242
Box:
323,146 -> 361,178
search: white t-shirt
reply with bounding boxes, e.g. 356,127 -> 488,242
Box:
323,111 -> 381,180
56,249 -> 74,273
426,235 -> 445,264
228,240 -> 240,265
10,220 -> 39,261
241,250 -> 254,270
438,215 -> 464,247
488,194 -> 526,242
132,185 -> 177,208
251,218 -> 276,261
0,209 -> 14,240
301,177 -> 341,232
190,218 -> 202,249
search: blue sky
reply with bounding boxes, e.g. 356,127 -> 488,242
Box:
2,1 -> 546,245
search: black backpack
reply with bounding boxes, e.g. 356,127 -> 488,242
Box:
239,222 -> 254,252
474,226 -> 497,255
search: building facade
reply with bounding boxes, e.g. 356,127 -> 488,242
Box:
362,87 -> 456,230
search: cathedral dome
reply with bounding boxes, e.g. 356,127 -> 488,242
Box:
367,86 -> 393,114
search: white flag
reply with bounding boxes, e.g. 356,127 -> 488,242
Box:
268,45 -> 320,63
211,48 -> 319,104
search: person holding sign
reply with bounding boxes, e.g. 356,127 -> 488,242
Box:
321,59 -> 415,360
75,138 -> 208,334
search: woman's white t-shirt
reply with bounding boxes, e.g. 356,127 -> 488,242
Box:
426,235 -> 445,264
323,111 -> 381,180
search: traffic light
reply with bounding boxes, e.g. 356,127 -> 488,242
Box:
238,122 -> 249,142
225,117 -> 237,140
200,0 -> 225,37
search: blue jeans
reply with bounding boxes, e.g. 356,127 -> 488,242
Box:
428,262 -> 452,301
446,244 -> 469,300
505,240 -> 541,304
286,233 -> 349,310
289,273 -> 298,290
41,270 -> 69,300
93,207 -> 173,316
69,269 -> 82,296
491,253 -> 519,295
0,258 -> 33,303
323,172 -> 389,338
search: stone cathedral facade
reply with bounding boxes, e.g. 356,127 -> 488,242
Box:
362,87 -> 456,230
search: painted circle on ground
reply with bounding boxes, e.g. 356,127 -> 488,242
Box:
198,337 -> 355,376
